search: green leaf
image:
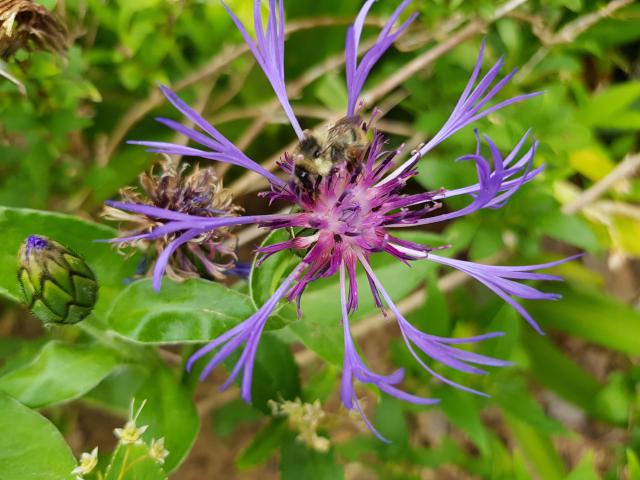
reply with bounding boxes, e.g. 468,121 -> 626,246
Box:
523,330 -> 601,417
483,306 -> 520,361
0,207 -> 138,316
85,365 -> 150,415
537,212 -> 600,252
580,81 -> 640,130
107,278 -> 255,344
314,73 -> 349,111
249,333 -> 301,414
236,419 -> 289,470
564,451 -> 600,480
303,365 -> 338,403
436,386 -> 490,454
136,365 -> 200,474
506,414 -> 566,480
0,341 -> 120,408
213,399 -> 262,438
249,229 -> 298,308
627,449 -> 640,480
494,377 -> 566,434
280,434 -> 344,480
0,391 -> 76,480
374,396 -> 410,460
469,225 -> 503,260
409,271 -> 451,336
594,372 -> 632,424
527,283 -> 640,355
104,443 -> 166,480
408,437 -> 468,469
568,146 -> 614,181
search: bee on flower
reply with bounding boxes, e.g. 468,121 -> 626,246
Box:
106,0 -> 578,440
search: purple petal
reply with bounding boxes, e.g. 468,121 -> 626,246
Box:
346,0 -> 417,115
221,0 -> 303,139
186,261 -> 305,402
382,46 -> 542,184
426,254 -> 580,335
153,228 -> 204,291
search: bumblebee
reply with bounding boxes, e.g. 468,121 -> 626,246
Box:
292,116 -> 370,194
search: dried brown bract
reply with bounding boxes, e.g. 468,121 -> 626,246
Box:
103,157 -> 244,283
0,0 -> 67,59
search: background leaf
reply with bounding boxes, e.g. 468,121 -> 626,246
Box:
107,278 -> 254,344
280,434 -> 344,480
136,364 -> 200,473
0,341 -> 121,408
0,391 -> 76,480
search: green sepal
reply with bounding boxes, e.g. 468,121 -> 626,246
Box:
17,235 -> 98,325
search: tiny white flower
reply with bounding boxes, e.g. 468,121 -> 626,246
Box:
114,420 -> 148,445
71,446 -> 98,478
149,437 -> 170,465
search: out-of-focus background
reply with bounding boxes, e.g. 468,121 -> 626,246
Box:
0,0 -> 639,479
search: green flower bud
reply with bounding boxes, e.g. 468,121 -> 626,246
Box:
17,235 -> 98,325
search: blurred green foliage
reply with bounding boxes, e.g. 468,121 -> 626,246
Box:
1,0 -> 639,479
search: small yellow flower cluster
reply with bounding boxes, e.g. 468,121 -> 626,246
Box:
149,437 -> 170,465
269,398 -> 330,453
71,399 -> 170,479
71,447 -> 98,480
114,420 -> 148,445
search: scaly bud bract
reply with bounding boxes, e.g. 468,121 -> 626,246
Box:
17,235 -> 98,325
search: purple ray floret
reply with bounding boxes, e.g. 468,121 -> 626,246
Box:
186,263 -> 304,403
360,254 -> 511,397
107,0 -> 580,440
339,263 -> 439,442
345,0 -> 417,115
129,86 -> 285,187
390,130 -> 541,226
222,0 -> 303,139
384,39 -> 543,184
427,254 -> 582,334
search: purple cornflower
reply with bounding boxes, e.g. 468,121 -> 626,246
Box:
107,0 -> 577,440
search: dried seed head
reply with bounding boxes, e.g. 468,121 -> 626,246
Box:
103,157 -> 243,282
0,0 -> 67,59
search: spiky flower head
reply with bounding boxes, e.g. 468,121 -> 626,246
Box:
0,0 -> 67,59
103,156 -> 243,284
108,0 -> 579,440
18,235 -> 98,325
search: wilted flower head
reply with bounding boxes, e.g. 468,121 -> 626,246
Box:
108,0 -> 579,440
0,0 -> 67,59
104,156 -> 243,284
